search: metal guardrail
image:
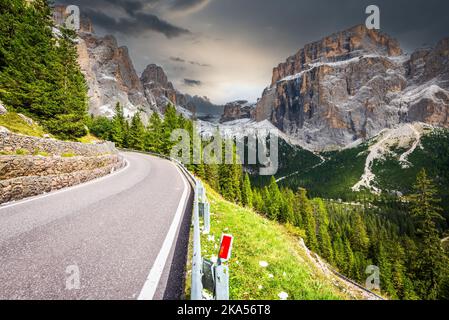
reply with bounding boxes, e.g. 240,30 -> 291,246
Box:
119,149 -> 228,300
328,264 -> 385,300
309,250 -> 384,300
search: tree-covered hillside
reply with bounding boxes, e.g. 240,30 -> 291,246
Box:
0,0 -> 88,139
272,129 -> 449,209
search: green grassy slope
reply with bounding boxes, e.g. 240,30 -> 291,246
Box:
278,145 -> 368,199
250,138 -> 322,187
195,185 -> 360,300
0,111 -> 101,144
0,112 -> 46,137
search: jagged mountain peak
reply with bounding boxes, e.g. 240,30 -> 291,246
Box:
271,24 -> 402,86
140,64 -> 174,90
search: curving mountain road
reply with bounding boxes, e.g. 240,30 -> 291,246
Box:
0,152 -> 193,300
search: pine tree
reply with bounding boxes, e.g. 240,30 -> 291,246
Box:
343,238 -> 355,276
296,188 -> 318,251
377,243 -> 396,298
281,189 -> 296,224
407,169 -> 445,300
161,103 -> 179,155
204,161 -> 220,191
313,199 -> 334,262
332,237 -> 346,272
128,112 -> 145,150
266,177 -> 282,220
145,112 -> 163,152
218,140 -> 243,203
110,103 -> 126,147
0,0 -> 88,139
350,213 -> 370,254
252,188 -> 264,213
242,173 -> 253,208
261,186 -> 271,215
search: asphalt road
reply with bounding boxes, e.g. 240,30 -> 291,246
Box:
0,152 -> 193,300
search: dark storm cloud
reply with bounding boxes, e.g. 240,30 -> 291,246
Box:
170,56 -> 186,63
55,0 -> 449,103
184,79 -> 202,86
206,0 -> 449,52
170,56 -> 211,67
189,61 -> 211,67
105,0 -> 144,15
84,9 -> 189,38
170,0 -> 210,12
57,0 -> 190,38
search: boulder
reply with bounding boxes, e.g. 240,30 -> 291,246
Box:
0,102 -> 7,115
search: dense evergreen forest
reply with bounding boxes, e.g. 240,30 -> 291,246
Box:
0,0 -> 88,139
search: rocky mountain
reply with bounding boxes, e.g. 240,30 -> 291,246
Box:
140,63 -> 185,114
77,32 -> 152,119
253,24 -> 449,151
220,100 -> 255,123
0,101 -> 6,115
53,5 -> 218,121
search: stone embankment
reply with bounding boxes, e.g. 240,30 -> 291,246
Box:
0,128 -> 125,204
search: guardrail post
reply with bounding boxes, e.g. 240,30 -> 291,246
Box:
214,264 -> 229,300
191,191 -> 203,300
197,183 -> 206,203
203,202 -> 210,234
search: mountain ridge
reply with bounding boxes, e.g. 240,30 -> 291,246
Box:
53,4 -> 220,122
251,25 -> 449,152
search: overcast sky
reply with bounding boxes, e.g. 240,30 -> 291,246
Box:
57,0 -> 449,104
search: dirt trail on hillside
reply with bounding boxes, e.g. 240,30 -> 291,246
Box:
298,239 -> 384,300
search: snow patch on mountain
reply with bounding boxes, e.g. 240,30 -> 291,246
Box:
198,119 -> 280,139
352,122 -> 432,194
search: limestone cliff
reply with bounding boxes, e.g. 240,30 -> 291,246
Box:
254,25 -> 449,151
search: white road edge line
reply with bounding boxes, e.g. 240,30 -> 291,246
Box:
0,157 -> 130,211
137,162 -> 189,300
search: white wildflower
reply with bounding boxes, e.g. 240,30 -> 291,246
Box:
278,292 -> 289,300
259,261 -> 269,268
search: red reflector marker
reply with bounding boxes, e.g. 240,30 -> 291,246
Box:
218,234 -> 233,261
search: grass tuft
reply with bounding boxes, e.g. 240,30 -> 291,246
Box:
61,152 -> 76,158
0,112 -> 46,137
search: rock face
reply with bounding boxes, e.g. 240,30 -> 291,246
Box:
0,101 -> 6,115
220,101 -> 255,123
52,5 -> 94,33
52,6 -> 218,121
140,64 -> 186,114
270,25 -> 402,86
254,25 -> 449,151
77,33 -> 152,119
